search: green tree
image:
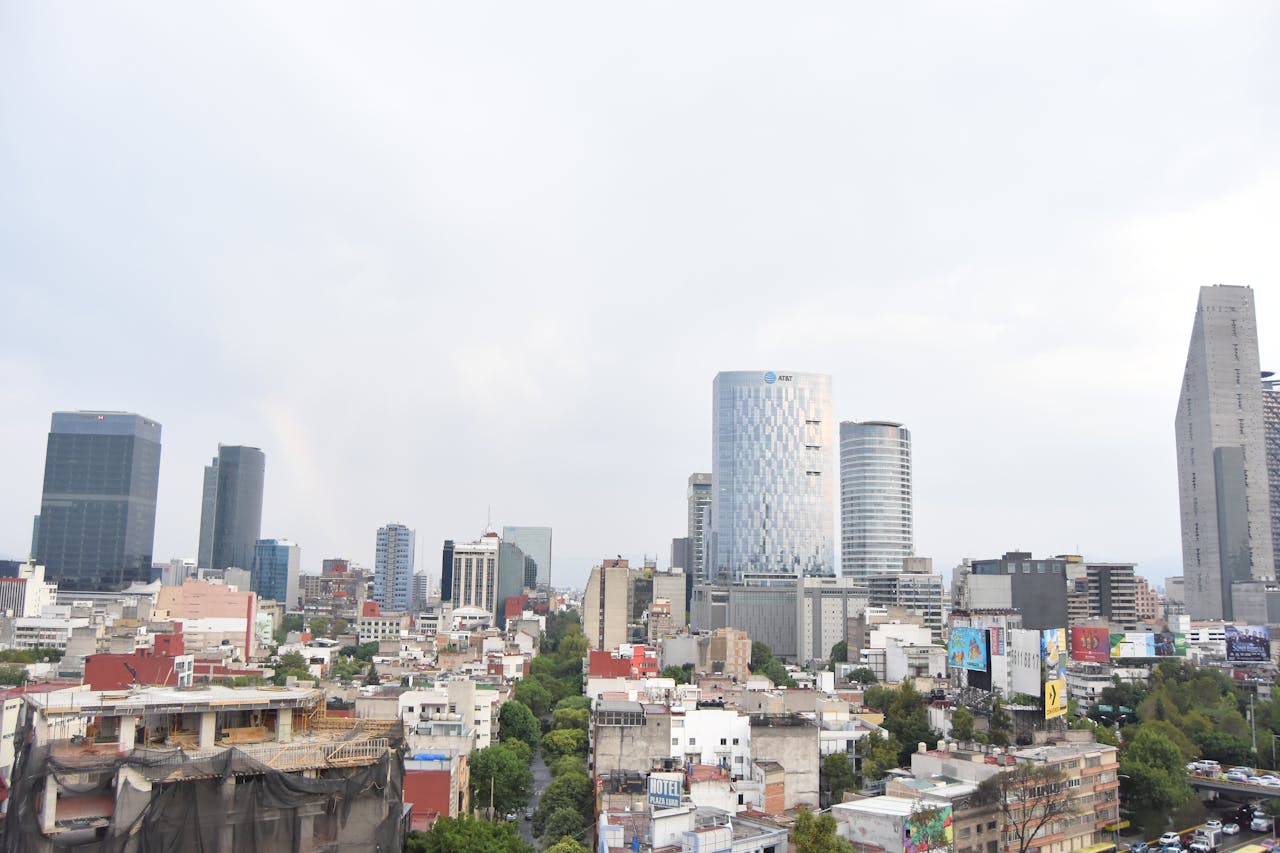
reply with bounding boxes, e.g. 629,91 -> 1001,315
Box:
549,755 -> 587,778
469,744 -> 534,816
830,640 -> 848,666
1137,719 -> 1198,761
857,731 -> 902,787
821,752 -> 856,806
759,658 -> 797,688
1120,728 -> 1195,815
987,699 -> 1012,747
884,682 -> 938,765
533,773 -> 593,837
544,838 -> 589,853
363,662 -> 380,686
751,641 -> 774,670
515,680 -> 555,717
0,647 -> 63,663
660,665 -> 690,685
332,617 -> 349,637
542,806 -> 588,849
554,696 -> 592,713
0,666 -> 28,686
272,650 -> 312,686
503,737 -> 533,765
950,707 -> 975,742
339,641 -> 380,661
792,808 -> 853,853
550,708 -> 589,733
541,729 -> 588,762
415,814 -> 534,853
309,616 -> 330,638
1195,730 -> 1254,766
849,667 -> 877,684
500,699 -> 542,750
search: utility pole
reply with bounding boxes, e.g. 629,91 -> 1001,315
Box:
490,776 -> 495,821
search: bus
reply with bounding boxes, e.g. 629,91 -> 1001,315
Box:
1073,843 -> 1118,853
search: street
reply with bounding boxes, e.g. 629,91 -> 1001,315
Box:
520,744 -> 552,849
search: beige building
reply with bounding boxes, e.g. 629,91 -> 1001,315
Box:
583,560 -> 633,651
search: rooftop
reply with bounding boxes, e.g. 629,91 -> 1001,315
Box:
26,684 -> 322,717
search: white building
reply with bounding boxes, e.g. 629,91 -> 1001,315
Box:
670,707 -> 752,776
0,561 -> 56,618
1176,285 -> 1275,619
840,421 -> 913,580
711,370 -> 835,580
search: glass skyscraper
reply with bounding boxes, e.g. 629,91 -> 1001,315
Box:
502,526 -> 552,589
35,411 -> 162,591
839,420 -> 913,580
197,444 -> 265,571
374,523 -> 415,611
252,538 -> 300,607
711,370 -> 834,580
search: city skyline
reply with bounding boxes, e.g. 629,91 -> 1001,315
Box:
4,6 -> 1280,589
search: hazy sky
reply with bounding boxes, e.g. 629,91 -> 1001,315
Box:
3,4 -> 1279,591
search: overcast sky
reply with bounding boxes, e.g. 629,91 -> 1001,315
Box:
3,4 -> 1279,591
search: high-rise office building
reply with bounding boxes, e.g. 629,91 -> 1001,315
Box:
440,540 -> 455,602
373,523 -> 415,611
34,411 -> 162,591
501,526 -> 552,589
252,538 -> 300,607
711,371 -> 834,580
839,421 -> 912,580
686,473 -> 712,582
196,445 -> 266,571
1175,285 -> 1275,619
1263,374 -> 1280,578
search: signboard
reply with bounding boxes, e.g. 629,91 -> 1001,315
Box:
1109,632 -> 1188,659
988,626 -> 1004,657
1070,627 -> 1110,664
903,805 -> 953,853
1226,625 -> 1271,662
947,627 -> 988,672
648,774 -> 681,810
1044,677 -> 1067,719
1041,629 -> 1066,677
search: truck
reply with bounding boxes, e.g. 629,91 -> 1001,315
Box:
1191,828 -> 1221,852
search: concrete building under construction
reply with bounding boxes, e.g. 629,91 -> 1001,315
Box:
2,684 -> 405,852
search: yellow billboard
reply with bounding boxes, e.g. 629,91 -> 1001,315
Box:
1044,677 -> 1067,719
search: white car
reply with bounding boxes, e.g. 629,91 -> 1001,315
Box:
1251,817 -> 1273,832
1160,833 -> 1182,846
1222,824 -> 1240,836
1203,820 -> 1222,831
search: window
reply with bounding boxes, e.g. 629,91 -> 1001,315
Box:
721,738 -> 727,746
690,738 -> 697,746
733,737 -> 739,745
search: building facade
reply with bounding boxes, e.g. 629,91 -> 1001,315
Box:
840,420 -> 913,580
34,411 -> 162,591
501,525 -> 552,589
583,560 -> 632,651
252,538 -> 300,608
969,551 -> 1068,631
196,444 -> 266,572
687,473 -> 712,581
1176,284 -> 1275,619
711,370 -> 835,581
449,534 -> 499,616
374,523 -> 415,611
1264,376 -> 1280,581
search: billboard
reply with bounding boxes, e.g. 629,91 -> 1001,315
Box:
903,805 -> 954,853
1109,632 -> 1187,659
1044,677 -> 1067,719
1070,627 -> 1111,663
648,774 -> 682,810
1041,628 -> 1066,680
1225,625 -> 1271,662
948,627 -> 988,672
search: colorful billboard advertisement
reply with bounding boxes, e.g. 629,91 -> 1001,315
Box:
903,805 -> 954,853
948,627 -> 988,672
1041,628 -> 1066,679
1225,625 -> 1271,662
1109,632 -> 1187,659
1044,677 -> 1067,719
1070,626 -> 1111,663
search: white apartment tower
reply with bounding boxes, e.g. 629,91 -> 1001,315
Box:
711,370 -> 835,580
839,420 -> 913,580
1175,285 -> 1275,620
374,523 -> 415,611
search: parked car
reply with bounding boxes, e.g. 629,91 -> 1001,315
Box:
1222,824 -> 1240,836
1203,820 -> 1223,831
1160,834 -> 1183,846
1130,843 -> 1151,853
1251,816 -> 1272,832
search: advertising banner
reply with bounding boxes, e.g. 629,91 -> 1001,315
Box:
1041,628 -> 1066,680
1109,632 -> 1187,659
1070,626 -> 1110,663
903,805 -> 954,853
947,627 -> 988,672
1225,625 -> 1271,662
1044,677 -> 1067,719
988,626 -> 1004,657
